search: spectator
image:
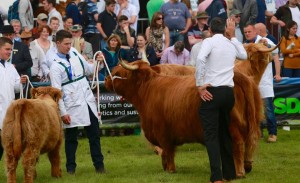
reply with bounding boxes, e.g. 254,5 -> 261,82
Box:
0,37 -> 27,160
113,15 -> 136,49
205,0 -> 227,24
115,0 -> 138,33
146,0 -> 164,23
48,30 -> 105,175
0,25 -> 33,76
19,0 -> 34,32
256,0 -> 273,24
66,0 -> 82,25
63,17 -> 73,32
70,24 -> 93,61
187,11 -> 209,47
127,34 -> 158,65
99,34 -> 127,80
32,13 -> 49,39
160,41 -> 190,65
229,9 -> 243,43
145,12 -> 170,60
188,30 -> 210,66
49,17 -> 60,42
233,0 -> 258,36
0,6 -> 7,32
160,0 -> 192,46
279,21 -> 300,77
43,0 -> 64,30
97,0 -> 117,49
82,0 -> 100,54
10,19 -> 22,42
244,23 -> 279,143
270,0 -> 300,36
34,25 -> 55,80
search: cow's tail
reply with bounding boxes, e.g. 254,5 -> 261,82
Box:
11,99 -> 26,159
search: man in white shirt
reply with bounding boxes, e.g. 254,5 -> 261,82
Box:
195,17 -> 247,183
0,37 -> 27,160
115,0 -> 138,32
43,0 -> 64,30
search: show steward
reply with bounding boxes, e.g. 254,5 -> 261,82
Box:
104,39 -> 279,178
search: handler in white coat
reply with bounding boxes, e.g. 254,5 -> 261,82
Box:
49,30 -> 105,174
0,37 -> 27,160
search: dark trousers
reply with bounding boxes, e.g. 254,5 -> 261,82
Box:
0,131 -> 3,161
199,87 -> 236,182
83,33 -> 101,54
65,105 -> 104,171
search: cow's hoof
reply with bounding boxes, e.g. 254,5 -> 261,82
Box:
167,169 -> 176,173
51,169 -> 62,178
244,161 -> 253,173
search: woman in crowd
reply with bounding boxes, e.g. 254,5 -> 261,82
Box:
127,34 -> 157,66
99,34 -> 127,81
280,21 -> 300,77
33,25 -> 55,55
145,12 -> 169,61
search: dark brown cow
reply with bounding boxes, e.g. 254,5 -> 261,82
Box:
104,43 -> 275,177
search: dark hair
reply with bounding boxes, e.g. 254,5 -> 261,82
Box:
63,16 -> 73,23
45,0 -> 56,6
37,25 -> 52,35
137,33 -> 147,41
50,16 -> 59,23
105,0 -> 116,6
284,20 -> 298,40
174,41 -> 185,52
181,0 -> 191,9
0,37 -> 13,47
150,12 -> 165,29
209,17 -> 226,34
56,30 -> 72,42
118,15 -> 128,23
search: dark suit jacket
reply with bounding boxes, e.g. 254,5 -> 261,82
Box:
11,41 -> 33,76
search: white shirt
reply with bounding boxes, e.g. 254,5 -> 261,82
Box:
253,35 -> 278,98
189,41 -> 203,66
115,3 -> 138,32
290,7 -> 300,36
0,62 -> 20,129
195,34 -> 247,87
47,8 -> 64,31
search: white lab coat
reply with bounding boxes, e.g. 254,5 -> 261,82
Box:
49,47 -> 99,128
0,62 -> 21,129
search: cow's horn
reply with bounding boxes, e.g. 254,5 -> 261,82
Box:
256,37 -> 282,52
118,49 -> 139,70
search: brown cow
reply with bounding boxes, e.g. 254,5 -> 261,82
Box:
1,87 -> 62,183
104,43 -> 275,178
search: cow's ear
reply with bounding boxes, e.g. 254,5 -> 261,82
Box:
31,88 -> 38,99
52,88 -> 62,104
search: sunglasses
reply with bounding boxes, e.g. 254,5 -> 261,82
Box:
235,15 -> 241,18
156,17 -> 163,20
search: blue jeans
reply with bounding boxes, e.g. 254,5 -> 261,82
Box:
263,97 -> 277,135
169,30 -> 185,46
282,68 -> 300,77
100,39 -> 107,50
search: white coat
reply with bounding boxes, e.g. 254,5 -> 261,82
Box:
0,62 -> 20,129
49,47 -> 99,128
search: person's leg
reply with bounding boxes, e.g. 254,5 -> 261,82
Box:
292,68 -> 300,77
282,67 -> 293,77
199,88 -> 222,182
0,132 -> 3,161
219,87 -> 236,180
64,127 -> 79,173
85,105 -> 105,171
264,97 -> 277,142
100,39 -> 107,51
169,31 -> 175,46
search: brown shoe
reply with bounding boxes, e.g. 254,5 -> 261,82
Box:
267,135 -> 277,143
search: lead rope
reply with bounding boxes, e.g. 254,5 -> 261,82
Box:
19,75 -> 34,99
90,51 -> 114,125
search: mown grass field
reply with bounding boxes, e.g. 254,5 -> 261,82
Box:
0,128 -> 299,183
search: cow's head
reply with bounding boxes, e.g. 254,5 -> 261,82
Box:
31,87 -> 62,104
244,43 -> 274,63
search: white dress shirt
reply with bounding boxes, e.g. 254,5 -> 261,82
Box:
195,34 -> 247,87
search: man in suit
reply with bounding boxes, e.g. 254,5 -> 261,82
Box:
233,0 -> 258,39
1,25 -> 33,76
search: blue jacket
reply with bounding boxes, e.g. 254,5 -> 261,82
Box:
127,45 -> 158,66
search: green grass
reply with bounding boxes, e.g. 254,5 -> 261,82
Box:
0,128 -> 299,183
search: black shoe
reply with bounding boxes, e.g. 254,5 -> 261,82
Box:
96,167 -> 106,174
67,170 -> 75,175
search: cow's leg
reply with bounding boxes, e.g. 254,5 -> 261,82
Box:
244,130 -> 260,173
22,147 -> 38,183
5,152 -> 19,183
161,146 -> 176,173
48,142 -> 62,178
231,129 -> 246,178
